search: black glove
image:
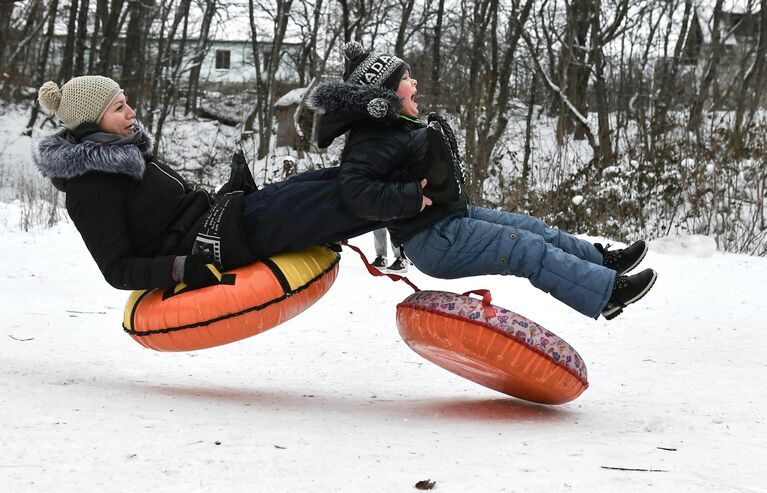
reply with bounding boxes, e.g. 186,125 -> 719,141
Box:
177,255 -> 223,290
216,149 -> 258,200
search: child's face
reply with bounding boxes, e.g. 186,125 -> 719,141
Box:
396,70 -> 418,118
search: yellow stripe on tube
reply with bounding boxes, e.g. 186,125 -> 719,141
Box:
123,289 -> 148,331
268,246 -> 339,291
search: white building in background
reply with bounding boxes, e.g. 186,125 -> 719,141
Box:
44,0 -> 312,90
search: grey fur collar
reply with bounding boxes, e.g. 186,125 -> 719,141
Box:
307,81 -> 403,120
33,122 -> 154,180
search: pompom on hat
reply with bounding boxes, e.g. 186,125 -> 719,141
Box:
38,75 -> 123,129
342,41 -> 409,91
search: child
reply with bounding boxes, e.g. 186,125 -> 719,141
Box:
308,41 -> 657,320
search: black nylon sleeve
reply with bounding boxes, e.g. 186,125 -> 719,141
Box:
338,129 -> 423,221
66,173 -> 177,290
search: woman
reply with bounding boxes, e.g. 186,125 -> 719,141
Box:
307,41 -> 657,320
33,75 -> 404,291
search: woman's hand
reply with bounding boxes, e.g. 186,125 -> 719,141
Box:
420,179 -> 433,211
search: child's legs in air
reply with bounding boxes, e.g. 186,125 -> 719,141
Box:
468,206 -> 604,265
403,215 -> 616,318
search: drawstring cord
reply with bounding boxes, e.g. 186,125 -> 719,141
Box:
341,240 -> 421,292
340,240 -> 497,318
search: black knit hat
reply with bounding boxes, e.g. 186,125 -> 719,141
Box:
342,41 -> 409,91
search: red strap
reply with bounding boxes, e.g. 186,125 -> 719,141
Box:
341,240 -> 420,292
461,289 -> 497,318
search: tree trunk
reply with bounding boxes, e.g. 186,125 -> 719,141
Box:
58,0 -> 80,83
430,0 -> 445,104
734,0 -> 767,141
556,0 -> 593,143
520,71 -> 537,209
73,0 -> 90,76
464,0 -> 532,203
463,0 -> 495,201
89,0 -> 104,73
590,0 -> 612,165
122,0 -> 153,116
152,0 -> 191,152
185,0 -> 216,116
24,0 -> 60,136
242,0 -> 265,143
95,0 -> 127,77
688,0 -> 725,133
1,0 -> 46,97
0,2 -> 17,69
394,0 -> 416,56
653,0 -> 692,145
256,0 -> 294,159
151,0 -> 192,149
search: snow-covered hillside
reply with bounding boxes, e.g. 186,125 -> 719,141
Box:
1,207 -> 764,492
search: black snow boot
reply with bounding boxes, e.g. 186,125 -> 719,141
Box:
596,240 -> 648,275
372,256 -> 387,269
387,257 -> 409,273
602,268 -> 658,320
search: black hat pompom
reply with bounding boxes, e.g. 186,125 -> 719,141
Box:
343,41 -> 366,62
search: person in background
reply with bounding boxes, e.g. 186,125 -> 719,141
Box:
372,227 -> 408,272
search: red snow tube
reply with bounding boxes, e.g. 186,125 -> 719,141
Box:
122,246 -> 340,352
396,290 -> 588,405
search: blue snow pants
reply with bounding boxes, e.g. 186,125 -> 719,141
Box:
402,206 -> 616,318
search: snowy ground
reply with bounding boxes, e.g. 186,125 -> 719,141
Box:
1,206 -> 765,492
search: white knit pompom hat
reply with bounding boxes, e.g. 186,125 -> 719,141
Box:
38,75 -> 122,129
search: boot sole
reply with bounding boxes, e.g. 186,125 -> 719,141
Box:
618,243 -> 649,275
602,270 -> 658,320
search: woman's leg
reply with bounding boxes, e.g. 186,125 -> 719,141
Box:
242,179 -> 384,258
403,215 -> 615,318
468,206 -> 603,265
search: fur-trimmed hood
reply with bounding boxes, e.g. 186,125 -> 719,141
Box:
33,122 -> 154,181
307,82 -> 404,148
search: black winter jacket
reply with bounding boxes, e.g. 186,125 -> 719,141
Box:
308,82 -> 468,246
33,124 -> 254,290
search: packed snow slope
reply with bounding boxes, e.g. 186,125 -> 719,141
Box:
1,208 -> 765,492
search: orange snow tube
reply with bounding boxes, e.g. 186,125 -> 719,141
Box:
123,246 -> 340,352
396,290 -> 588,405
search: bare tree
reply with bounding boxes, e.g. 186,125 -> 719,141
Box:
429,0 -> 445,103
0,1 -> 19,70
1,0 -> 47,97
393,0 -> 417,56
24,0 -> 60,136
95,0 -> 128,76
242,0 -> 294,159
184,0 -> 217,116
292,0 -> 326,85
734,0 -> 767,144
73,0 -> 90,75
122,0 -> 155,115
151,0 -> 194,148
463,0 -> 533,202
338,0 -> 366,42
688,0 -> 725,133
58,0 -> 80,83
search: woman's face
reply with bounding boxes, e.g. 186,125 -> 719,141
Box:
396,70 -> 418,118
98,92 -> 136,137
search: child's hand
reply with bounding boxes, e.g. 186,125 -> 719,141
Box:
420,179 -> 433,211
